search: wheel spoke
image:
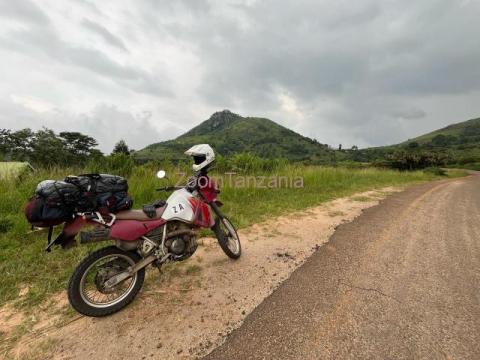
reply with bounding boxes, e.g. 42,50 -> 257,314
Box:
79,254 -> 138,308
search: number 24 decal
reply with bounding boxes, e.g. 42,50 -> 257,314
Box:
172,203 -> 185,214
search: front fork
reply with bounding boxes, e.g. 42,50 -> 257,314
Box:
209,201 -> 224,220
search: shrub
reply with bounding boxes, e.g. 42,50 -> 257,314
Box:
387,150 -> 449,170
0,218 -> 13,234
87,153 -> 135,177
424,167 -> 447,176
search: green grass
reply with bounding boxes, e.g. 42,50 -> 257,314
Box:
0,165 -> 467,310
0,162 -> 33,180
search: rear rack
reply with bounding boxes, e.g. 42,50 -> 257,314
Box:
45,212 -> 116,252
81,212 -> 117,227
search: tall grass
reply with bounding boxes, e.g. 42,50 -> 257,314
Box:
0,164 -> 465,309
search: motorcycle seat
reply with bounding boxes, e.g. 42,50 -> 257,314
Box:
116,206 -> 166,221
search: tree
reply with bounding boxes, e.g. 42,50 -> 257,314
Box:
463,123 -> 480,136
0,129 -> 12,156
0,127 -> 102,167
112,139 -> 130,155
388,150 -> 448,170
59,132 -> 98,156
9,128 -> 34,161
30,128 -> 67,166
430,134 -> 457,147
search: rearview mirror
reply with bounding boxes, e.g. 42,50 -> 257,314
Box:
156,170 -> 166,179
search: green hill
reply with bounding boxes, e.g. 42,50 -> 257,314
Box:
135,110 -> 333,163
404,117 -> 480,145
349,117 -> 480,167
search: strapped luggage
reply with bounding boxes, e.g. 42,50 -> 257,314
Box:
64,174 -> 132,214
25,174 -> 133,228
24,180 -> 79,227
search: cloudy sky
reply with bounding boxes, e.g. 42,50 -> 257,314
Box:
1,0 -> 479,152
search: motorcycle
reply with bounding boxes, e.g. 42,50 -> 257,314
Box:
57,170 -> 241,317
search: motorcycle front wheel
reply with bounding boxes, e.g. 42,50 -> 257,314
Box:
213,217 -> 242,259
67,246 -> 145,317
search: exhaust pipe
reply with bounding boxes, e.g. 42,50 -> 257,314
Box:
80,228 -> 111,244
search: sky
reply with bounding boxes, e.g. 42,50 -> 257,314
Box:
0,0 -> 479,152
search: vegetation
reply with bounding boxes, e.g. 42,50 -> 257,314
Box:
0,159 -> 466,310
112,139 -> 131,155
134,110 -> 338,163
4,113 -> 480,171
343,117 -> 480,170
0,162 -> 33,179
0,128 -> 102,167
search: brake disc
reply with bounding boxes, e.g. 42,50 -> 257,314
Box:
94,259 -> 129,294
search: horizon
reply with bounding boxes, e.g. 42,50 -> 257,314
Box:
6,108 -> 478,154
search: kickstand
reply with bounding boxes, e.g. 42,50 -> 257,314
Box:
152,260 -> 163,274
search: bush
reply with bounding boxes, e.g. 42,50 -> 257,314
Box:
0,218 -> 13,234
387,150 -> 449,170
424,167 -> 447,176
87,153 -> 135,177
223,153 -> 288,174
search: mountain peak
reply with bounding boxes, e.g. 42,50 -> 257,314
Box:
180,110 -> 242,137
209,109 -> 238,120
207,109 -> 242,128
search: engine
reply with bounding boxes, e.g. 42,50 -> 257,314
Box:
112,222 -> 197,260
164,222 -> 198,260
138,221 -> 197,260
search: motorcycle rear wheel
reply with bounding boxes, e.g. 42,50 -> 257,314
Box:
67,246 -> 145,317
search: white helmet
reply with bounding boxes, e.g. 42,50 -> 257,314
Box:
185,144 -> 215,172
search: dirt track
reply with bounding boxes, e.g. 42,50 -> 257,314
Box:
205,175 -> 480,359
5,188 -> 397,359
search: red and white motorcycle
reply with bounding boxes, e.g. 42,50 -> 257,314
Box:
62,169 -> 241,317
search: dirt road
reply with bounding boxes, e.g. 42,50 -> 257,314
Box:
205,175 -> 480,359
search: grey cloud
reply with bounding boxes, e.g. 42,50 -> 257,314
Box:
1,26 -> 171,97
0,7 -> 171,98
147,0 -> 480,146
392,108 -> 427,120
142,0 -> 210,14
198,0 -> 479,100
1,0 -> 480,150
73,0 -> 102,16
75,104 -> 167,152
0,0 -> 49,25
82,19 -> 128,52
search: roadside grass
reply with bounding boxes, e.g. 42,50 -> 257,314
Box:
0,165 -> 467,313
184,264 -> 202,275
0,162 -> 33,180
